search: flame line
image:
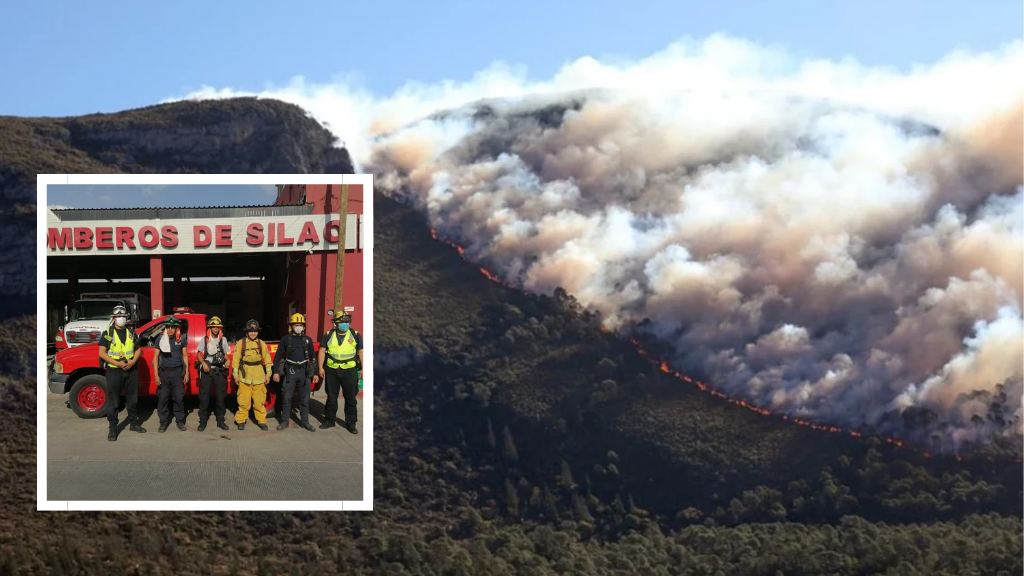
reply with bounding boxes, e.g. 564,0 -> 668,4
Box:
427,228 -> 1024,464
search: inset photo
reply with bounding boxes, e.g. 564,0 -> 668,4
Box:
39,175 -> 373,511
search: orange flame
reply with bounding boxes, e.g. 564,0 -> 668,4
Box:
479,267 -> 502,283
426,228 -> 1002,462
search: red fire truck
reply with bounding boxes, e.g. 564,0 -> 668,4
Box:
47,308 -> 322,418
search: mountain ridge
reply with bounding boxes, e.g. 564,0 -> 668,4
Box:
0,97 -> 354,203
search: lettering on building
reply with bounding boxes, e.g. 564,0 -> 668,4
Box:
47,214 -> 362,256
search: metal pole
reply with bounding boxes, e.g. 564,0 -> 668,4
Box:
333,184 -> 349,314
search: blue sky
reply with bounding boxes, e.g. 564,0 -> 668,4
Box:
47,184 -> 278,209
2,0 -> 1021,117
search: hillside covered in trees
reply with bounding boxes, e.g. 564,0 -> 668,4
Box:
2,98 -> 1021,575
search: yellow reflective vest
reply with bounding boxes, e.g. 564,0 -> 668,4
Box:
104,328 -> 135,368
325,329 -> 359,370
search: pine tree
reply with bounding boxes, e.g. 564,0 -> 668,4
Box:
611,495 -> 627,516
486,418 -> 496,450
572,493 -> 593,523
558,459 -> 575,489
504,478 -> 520,518
542,486 -> 560,522
501,426 -> 519,463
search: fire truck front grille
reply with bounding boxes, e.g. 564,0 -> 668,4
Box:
67,330 -> 101,344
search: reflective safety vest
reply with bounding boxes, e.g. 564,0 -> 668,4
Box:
105,328 -> 135,368
325,329 -> 359,370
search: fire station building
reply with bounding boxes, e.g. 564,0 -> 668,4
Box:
46,184 -> 364,344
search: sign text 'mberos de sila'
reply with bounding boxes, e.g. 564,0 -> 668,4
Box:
46,214 -> 362,256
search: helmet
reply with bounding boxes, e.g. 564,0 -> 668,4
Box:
337,313 -> 352,324
245,319 -> 261,332
112,305 -> 129,317
289,313 -> 306,325
207,316 -> 223,327
164,315 -> 181,327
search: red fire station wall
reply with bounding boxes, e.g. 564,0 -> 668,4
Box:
275,184 -> 364,339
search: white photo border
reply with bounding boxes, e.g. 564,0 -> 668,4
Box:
37,173 -> 374,512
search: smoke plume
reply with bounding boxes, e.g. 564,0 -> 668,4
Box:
171,35 -> 1024,446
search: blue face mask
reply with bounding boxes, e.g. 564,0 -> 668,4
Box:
337,323 -> 350,332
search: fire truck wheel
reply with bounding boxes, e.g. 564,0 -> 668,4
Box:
69,375 -> 111,419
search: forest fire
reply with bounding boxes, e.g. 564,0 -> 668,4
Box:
428,227 -> 969,461
479,268 -> 503,283
430,229 -> 515,288
639,340 -> 921,449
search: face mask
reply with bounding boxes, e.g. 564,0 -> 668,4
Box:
293,325 -> 304,334
337,323 -> 350,332
115,317 -> 127,328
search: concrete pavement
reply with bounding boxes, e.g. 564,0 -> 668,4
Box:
46,387 -> 365,503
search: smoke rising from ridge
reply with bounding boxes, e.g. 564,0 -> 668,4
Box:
172,35 -> 1024,446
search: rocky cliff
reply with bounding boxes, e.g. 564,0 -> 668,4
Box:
0,97 -> 353,306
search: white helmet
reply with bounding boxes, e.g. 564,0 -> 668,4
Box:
112,305 -> 129,317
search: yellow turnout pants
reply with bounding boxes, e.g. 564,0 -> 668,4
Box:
235,382 -> 267,424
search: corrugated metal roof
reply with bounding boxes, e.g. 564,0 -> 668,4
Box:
50,204 -> 314,221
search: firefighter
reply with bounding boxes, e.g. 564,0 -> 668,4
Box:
196,316 -> 231,432
271,313 -> 319,432
98,305 -> 146,441
317,312 -> 363,434
153,316 -> 189,433
232,319 -> 272,431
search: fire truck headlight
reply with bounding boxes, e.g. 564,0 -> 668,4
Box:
54,362 -> 63,374
55,334 -> 63,342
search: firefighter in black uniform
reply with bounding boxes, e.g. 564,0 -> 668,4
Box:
196,316 -> 231,432
153,316 -> 189,433
272,313 -> 318,431
98,305 -> 147,441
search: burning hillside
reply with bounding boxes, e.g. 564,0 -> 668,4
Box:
361,41 -> 1023,451
429,225 -> 997,461
175,35 -> 1024,451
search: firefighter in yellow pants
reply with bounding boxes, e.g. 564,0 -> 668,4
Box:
232,319 -> 273,431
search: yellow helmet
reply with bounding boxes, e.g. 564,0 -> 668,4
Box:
207,316 -> 223,327
289,313 -> 306,325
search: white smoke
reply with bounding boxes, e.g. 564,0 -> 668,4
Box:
167,34 -> 1024,446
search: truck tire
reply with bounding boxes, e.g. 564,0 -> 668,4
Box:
69,374 -> 111,419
